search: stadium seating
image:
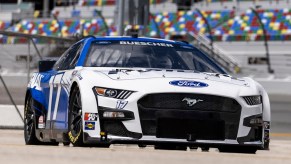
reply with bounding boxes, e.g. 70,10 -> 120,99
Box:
3,7 -> 291,43
147,10 -> 234,37
11,18 -> 116,37
0,21 -> 10,30
78,0 -> 115,6
0,21 -> 11,43
1,9 -> 233,43
71,10 -> 81,18
213,9 -> 291,41
78,0 -> 169,6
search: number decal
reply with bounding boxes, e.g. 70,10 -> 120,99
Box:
47,76 -> 55,121
47,73 -> 64,121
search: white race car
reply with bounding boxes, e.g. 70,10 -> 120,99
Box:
24,36 -> 270,153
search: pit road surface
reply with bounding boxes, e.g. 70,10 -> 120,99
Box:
0,130 -> 290,164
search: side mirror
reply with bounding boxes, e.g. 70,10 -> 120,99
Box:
39,60 -> 57,72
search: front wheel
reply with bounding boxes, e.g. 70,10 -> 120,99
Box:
68,86 -> 84,147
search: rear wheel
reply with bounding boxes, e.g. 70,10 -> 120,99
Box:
24,94 -> 41,145
24,94 -> 59,146
68,86 -> 84,147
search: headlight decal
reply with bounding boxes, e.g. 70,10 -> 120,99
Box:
116,90 -> 132,99
243,96 -> 262,105
94,87 -> 134,99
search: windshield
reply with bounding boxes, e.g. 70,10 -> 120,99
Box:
84,40 -> 225,73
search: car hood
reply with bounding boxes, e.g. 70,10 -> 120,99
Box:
92,68 -> 248,87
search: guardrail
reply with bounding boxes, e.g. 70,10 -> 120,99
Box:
188,32 -> 240,74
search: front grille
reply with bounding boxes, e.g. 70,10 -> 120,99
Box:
139,93 -> 241,112
138,93 -> 242,140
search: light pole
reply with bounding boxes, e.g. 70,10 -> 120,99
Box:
195,8 -> 214,56
94,9 -> 110,36
117,0 -> 125,36
250,6 -> 274,73
52,13 -> 63,37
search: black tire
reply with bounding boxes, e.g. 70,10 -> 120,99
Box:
264,141 -> 270,150
68,86 -> 84,147
138,144 -> 147,148
63,142 -> 71,146
201,147 -> 210,152
218,146 -> 257,154
24,94 -> 41,145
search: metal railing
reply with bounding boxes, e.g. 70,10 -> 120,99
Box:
188,32 -> 241,74
0,2 -> 34,11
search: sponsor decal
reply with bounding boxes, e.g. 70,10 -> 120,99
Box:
84,113 -> 98,121
120,41 -> 173,47
169,80 -> 208,88
68,130 -> 81,143
96,41 -> 111,44
116,100 -> 128,109
38,116 -> 45,129
181,45 -> 193,49
72,70 -> 78,76
85,122 -> 95,130
71,71 -> 83,80
182,98 -> 203,107
76,74 -> 83,80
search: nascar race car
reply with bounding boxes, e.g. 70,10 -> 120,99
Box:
24,36 -> 270,153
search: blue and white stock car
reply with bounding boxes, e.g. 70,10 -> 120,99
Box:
24,36 -> 270,153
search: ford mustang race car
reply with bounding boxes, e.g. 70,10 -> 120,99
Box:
24,36 -> 270,153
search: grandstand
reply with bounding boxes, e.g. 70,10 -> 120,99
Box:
0,0 -> 291,77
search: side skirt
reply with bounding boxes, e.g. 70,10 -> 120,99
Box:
35,128 -> 69,143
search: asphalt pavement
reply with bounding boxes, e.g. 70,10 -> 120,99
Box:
0,130 -> 290,164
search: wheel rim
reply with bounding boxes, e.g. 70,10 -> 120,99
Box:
25,97 -> 34,140
70,91 -> 82,136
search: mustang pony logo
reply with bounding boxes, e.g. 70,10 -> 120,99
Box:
182,98 -> 203,107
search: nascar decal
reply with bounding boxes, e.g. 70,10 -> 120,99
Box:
84,113 -> 98,121
85,122 -> 95,130
120,41 -> 173,47
71,70 -> 83,81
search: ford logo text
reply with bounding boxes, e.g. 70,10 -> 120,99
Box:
169,80 -> 208,88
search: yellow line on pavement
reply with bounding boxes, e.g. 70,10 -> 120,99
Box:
271,133 -> 291,137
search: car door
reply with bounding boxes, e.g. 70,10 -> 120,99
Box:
47,42 -> 84,131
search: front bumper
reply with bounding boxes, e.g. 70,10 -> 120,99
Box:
87,91 -> 268,149
83,133 -> 264,149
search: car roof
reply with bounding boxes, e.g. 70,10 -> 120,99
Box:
81,36 -> 191,47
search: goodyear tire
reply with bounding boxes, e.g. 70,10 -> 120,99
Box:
24,94 -> 41,145
68,86 -> 84,146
